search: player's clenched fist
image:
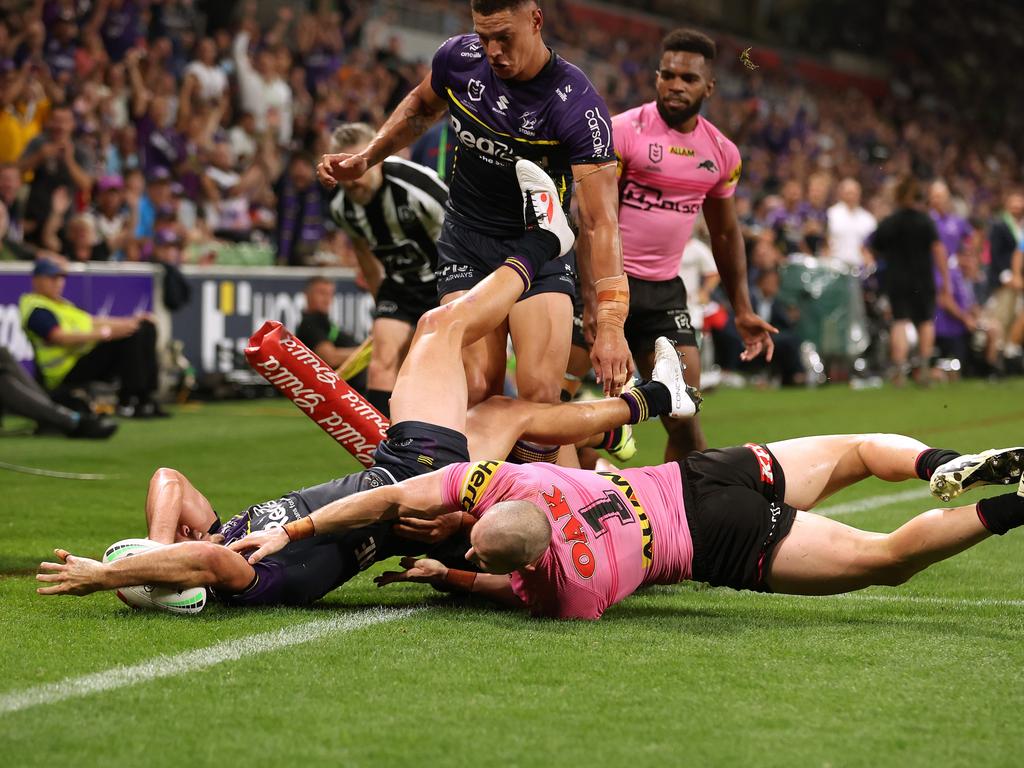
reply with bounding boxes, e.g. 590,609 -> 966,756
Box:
316,153 -> 369,189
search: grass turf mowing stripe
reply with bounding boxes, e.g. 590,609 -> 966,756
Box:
818,487 -> 933,517
0,606 -> 419,716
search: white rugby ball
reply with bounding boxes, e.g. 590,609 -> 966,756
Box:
102,538 -> 207,615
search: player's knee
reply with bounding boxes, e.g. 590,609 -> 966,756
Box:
153,466 -> 183,484
415,305 -> 456,337
515,372 -> 562,404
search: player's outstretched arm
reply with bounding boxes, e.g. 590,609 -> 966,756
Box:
574,161 -> 632,394
318,73 -> 447,188
229,470 -> 455,564
36,544 -> 254,597
374,556 -> 525,609
703,196 -> 777,361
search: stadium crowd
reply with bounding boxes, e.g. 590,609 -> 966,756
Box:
1,0 -> 1023,387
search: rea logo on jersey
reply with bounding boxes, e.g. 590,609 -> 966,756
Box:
450,114 -> 516,164
585,108 -> 610,158
468,78 -> 486,101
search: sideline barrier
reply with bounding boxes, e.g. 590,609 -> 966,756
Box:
245,320 -> 388,467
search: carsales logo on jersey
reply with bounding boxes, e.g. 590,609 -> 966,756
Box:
585,108 -> 610,157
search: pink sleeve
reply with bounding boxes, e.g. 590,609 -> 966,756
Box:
709,137 -> 742,199
440,462 -> 473,510
612,112 -> 634,175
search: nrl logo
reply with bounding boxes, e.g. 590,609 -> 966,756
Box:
468,78 -> 486,101
648,143 -> 663,163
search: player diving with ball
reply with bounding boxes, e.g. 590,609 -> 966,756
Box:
35,161 -> 698,608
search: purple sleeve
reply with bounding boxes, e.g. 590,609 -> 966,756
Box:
217,561 -> 286,606
429,35 -> 465,99
555,81 -> 615,165
26,307 -> 59,340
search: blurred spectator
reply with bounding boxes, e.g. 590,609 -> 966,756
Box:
60,212 -> 110,262
84,173 -> 136,260
928,179 -> 971,258
18,104 -> 92,247
748,267 -> 805,385
871,175 -> 950,382
275,151 -> 326,266
0,345 -> 117,438
766,180 -> 819,255
19,257 -> 168,417
0,59 -> 57,164
985,189 -> 1024,352
935,249 -> 1001,376
826,178 -> 876,269
233,15 -> 292,146
0,162 -> 30,258
181,38 -> 228,105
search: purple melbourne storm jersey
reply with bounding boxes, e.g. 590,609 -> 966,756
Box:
430,34 -> 615,237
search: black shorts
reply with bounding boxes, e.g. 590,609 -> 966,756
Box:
681,443 -> 798,592
436,218 -> 577,301
571,287 -> 588,350
370,419 -> 470,482
624,275 -> 698,352
374,278 -> 438,325
887,282 -> 935,324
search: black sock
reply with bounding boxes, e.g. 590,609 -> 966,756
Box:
602,425 -> 626,450
915,448 -> 961,480
619,381 -> 672,424
365,389 -> 391,418
503,229 -> 560,289
976,492 -> 1024,535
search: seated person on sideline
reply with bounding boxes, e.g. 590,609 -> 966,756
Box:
0,346 -> 116,438
19,257 -> 169,418
36,161 -> 696,607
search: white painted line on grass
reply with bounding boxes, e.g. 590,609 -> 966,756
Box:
757,591 -> 1024,609
817,487 -> 933,517
0,606 -> 419,716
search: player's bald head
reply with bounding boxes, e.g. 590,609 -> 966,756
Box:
469,500 -> 551,574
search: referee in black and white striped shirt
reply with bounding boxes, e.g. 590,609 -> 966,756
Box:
327,123 -> 449,418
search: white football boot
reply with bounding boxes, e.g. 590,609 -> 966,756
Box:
516,159 -> 575,257
652,336 -> 702,418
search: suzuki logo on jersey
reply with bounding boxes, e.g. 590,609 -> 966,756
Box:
585,108 -> 610,158
648,143 -> 663,163
556,83 -> 573,101
468,78 -> 486,101
494,95 -> 509,113
449,114 -> 516,164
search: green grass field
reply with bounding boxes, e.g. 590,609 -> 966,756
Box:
2,381 -> 1023,767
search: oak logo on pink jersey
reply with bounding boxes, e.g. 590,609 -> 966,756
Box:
542,486 -> 596,579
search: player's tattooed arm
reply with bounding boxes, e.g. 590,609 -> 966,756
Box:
362,74 -> 448,166
320,74 -> 447,187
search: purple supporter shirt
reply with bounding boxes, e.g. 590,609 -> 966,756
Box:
430,34 -> 614,237
934,262 -> 974,338
930,210 -> 972,257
